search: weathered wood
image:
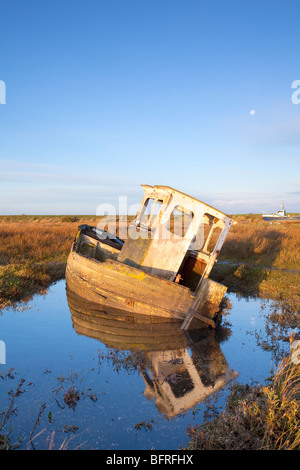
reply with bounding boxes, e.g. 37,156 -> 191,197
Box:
182,310 -> 216,329
66,248 -> 227,328
120,185 -> 233,282
66,252 -> 193,320
181,278 -> 227,330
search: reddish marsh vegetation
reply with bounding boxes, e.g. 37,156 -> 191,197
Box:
0,217 -> 95,308
220,220 -> 300,270
212,216 -> 300,306
0,222 -> 75,265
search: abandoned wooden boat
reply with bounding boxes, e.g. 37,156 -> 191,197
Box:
66,185 -> 234,330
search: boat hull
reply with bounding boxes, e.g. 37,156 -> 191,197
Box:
66,251 -> 226,328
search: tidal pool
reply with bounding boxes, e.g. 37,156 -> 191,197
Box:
0,280 -> 292,450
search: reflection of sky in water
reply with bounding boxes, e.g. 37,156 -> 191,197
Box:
0,280 -> 289,450
221,295 -> 276,383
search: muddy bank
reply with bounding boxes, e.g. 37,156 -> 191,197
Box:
0,262 -> 66,310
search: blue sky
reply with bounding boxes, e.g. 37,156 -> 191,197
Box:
0,0 -> 299,214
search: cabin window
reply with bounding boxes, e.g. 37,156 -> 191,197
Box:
139,198 -> 163,228
168,206 -> 194,238
198,214 -> 223,253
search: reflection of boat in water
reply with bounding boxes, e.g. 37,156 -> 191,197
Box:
67,289 -> 237,418
66,185 -> 234,329
140,333 -> 237,418
67,288 -> 186,351
262,203 -> 300,222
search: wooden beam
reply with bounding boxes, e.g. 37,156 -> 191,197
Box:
181,308 -> 215,329
181,277 -> 227,330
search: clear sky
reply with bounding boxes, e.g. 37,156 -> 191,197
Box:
0,0 -> 299,215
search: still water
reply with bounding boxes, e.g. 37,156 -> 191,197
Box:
0,280 -> 292,450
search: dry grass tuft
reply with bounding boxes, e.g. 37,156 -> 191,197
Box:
186,350 -> 300,450
0,222 -> 76,265
221,218 -> 300,270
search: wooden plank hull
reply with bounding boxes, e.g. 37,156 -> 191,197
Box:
66,250 -> 227,328
66,251 -> 194,322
